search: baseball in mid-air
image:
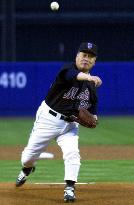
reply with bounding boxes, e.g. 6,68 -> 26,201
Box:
50,2 -> 59,11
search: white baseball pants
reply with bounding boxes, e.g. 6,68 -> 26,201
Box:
21,101 -> 81,182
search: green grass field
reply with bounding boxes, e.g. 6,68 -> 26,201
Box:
0,116 -> 134,183
1,116 -> 134,145
1,160 -> 134,183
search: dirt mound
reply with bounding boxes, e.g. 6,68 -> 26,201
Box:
0,183 -> 134,205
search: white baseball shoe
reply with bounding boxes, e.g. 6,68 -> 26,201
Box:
64,186 -> 76,202
16,167 -> 35,187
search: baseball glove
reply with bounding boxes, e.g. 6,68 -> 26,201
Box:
70,108 -> 97,128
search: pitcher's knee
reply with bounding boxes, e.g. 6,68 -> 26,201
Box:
64,151 -> 81,165
21,154 -> 36,167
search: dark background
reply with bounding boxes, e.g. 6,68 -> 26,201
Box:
0,0 -> 134,62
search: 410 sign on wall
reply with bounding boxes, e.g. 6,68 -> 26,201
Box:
0,72 -> 27,89
0,62 -> 60,116
0,63 -> 38,115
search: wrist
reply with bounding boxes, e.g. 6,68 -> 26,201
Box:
87,75 -> 93,81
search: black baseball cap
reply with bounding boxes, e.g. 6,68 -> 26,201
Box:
78,42 -> 98,56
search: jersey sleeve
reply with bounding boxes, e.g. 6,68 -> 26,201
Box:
59,63 -> 80,82
64,68 -> 80,82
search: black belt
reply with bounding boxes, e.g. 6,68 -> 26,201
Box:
49,109 -> 73,122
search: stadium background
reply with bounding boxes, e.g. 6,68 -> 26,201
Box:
0,1 -> 134,205
0,0 -> 134,115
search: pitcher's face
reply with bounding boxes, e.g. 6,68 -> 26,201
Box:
76,52 -> 96,73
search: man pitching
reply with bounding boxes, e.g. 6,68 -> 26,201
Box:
15,42 -> 102,202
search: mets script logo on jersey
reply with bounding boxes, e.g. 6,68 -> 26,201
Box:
63,87 -> 91,109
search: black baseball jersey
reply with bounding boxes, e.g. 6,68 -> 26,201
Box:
45,63 -> 98,117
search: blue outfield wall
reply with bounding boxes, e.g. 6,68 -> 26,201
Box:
0,62 -> 134,116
